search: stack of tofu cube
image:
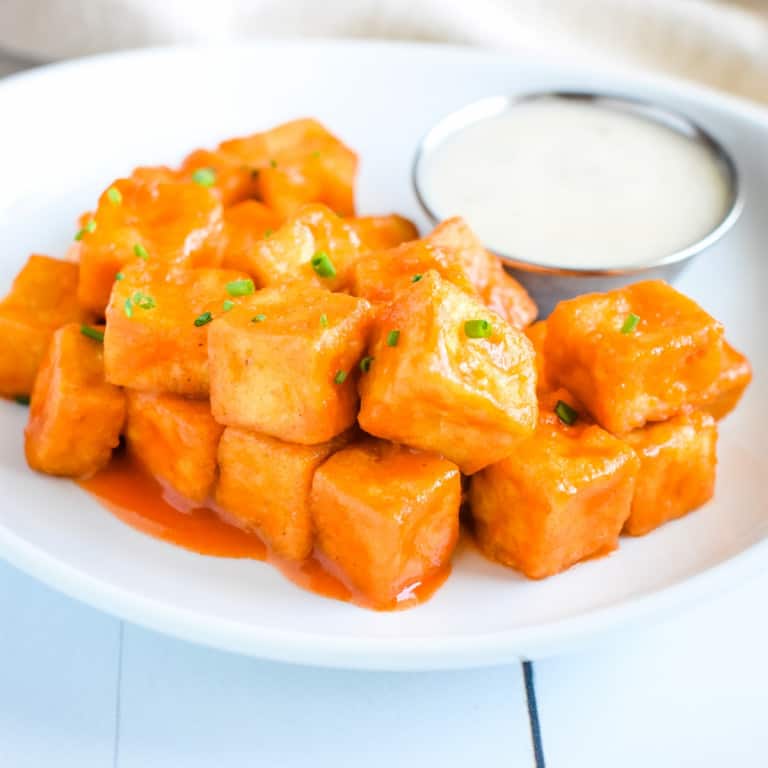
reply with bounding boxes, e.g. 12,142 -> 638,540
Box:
0,118 -> 751,609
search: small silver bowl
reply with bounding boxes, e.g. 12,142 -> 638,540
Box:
412,91 -> 743,316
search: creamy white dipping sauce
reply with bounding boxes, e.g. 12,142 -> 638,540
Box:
420,98 -> 732,269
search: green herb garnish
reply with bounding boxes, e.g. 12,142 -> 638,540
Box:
386,330 -> 400,347
194,312 -> 213,327
269,159 -> 278,169
555,400 -> 578,426
620,313 -> 640,334
320,313 -> 329,328
464,319 -> 492,339
251,313 -> 266,323
411,274 -> 423,283
334,370 -> 348,384
311,251 -> 336,278
226,278 -> 255,297
80,325 -> 104,343
192,167 -> 216,187
115,272 -> 124,281
107,186 -> 122,204
222,300 -> 235,312
74,219 -> 97,241
133,243 -> 149,260
359,356 -> 374,373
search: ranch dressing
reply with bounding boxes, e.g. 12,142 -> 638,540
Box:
421,98 -> 731,269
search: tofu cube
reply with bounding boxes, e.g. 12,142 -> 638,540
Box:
208,284 -> 373,443
249,203 -> 362,290
179,149 -> 261,207
545,280 -> 725,434
345,215 -> 418,252
219,118 -> 358,218
25,323 -> 125,477
623,410 -> 717,536
0,254 -> 87,398
358,271 -> 538,474
694,341 -> 752,420
125,390 -> 224,504
104,264 -> 250,396
469,391 -> 640,579
216,427 -> 351,560
219,200 -> 282,276
351,239 -> 479,304
311,439 -> 461,608
77,178 -> 224,314
425,218 -> 537,329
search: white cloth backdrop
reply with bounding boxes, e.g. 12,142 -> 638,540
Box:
0,0 -> 766,102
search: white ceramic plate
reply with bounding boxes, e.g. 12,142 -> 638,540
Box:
0,42 -> 765,670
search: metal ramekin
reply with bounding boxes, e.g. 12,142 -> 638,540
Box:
412,91 -> 743,316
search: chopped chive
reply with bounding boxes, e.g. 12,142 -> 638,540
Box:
269,159 -> 278,168
334,370 -> 348,385
80,324 -> 104,343
411,273 -> 423,283
133,243 -> 149,260
74,219 -> 97,241
251,313 -> 266,323
311,251 -> 336,278
192,167 -> 216,187
555,400 -> 578,426
194,311 -> 213,327
464,319 -> 492,339
620,312 -> 640,334
226,278 -> 255,297
359,355 -> 374,373
264,228 -> 273,239
115,272 -> 124,281
107,186 -> 122,205
14,394 -> 30,406
124,297 -> 133,318
386,329 -> 400,347
320,313 -> 329,328
310,151 -> 321,159
222,299 -> 235,312
129,291 -> 156,310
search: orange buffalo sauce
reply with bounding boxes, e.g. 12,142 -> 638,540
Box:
78,452 -> 448,610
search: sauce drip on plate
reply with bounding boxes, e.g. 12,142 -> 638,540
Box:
78,452 -> 449,610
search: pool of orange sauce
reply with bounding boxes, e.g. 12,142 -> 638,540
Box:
78,452 -> 450,611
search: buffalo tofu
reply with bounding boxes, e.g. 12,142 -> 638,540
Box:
623,410 -> 717,536
208,283 -> 373,443
216,427 -> 351,560
248,203 -> 361,290
311,440 -> 461,608
358,271 -> 538,474
77,178 -> 224,314
469,391 -> 639,579
104,264 -> 249,396
219,118 -> 358,218
25,323 -> 125,477
345,215 -> 418,252
425,218 -> 537,329
545,280 -> 725,434
0,254 -> 86,398
694,341 -> 752,420
125,390 -> 224,504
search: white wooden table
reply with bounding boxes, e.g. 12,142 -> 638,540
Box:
3,556 -> 768,767
2,54 -> 767,767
